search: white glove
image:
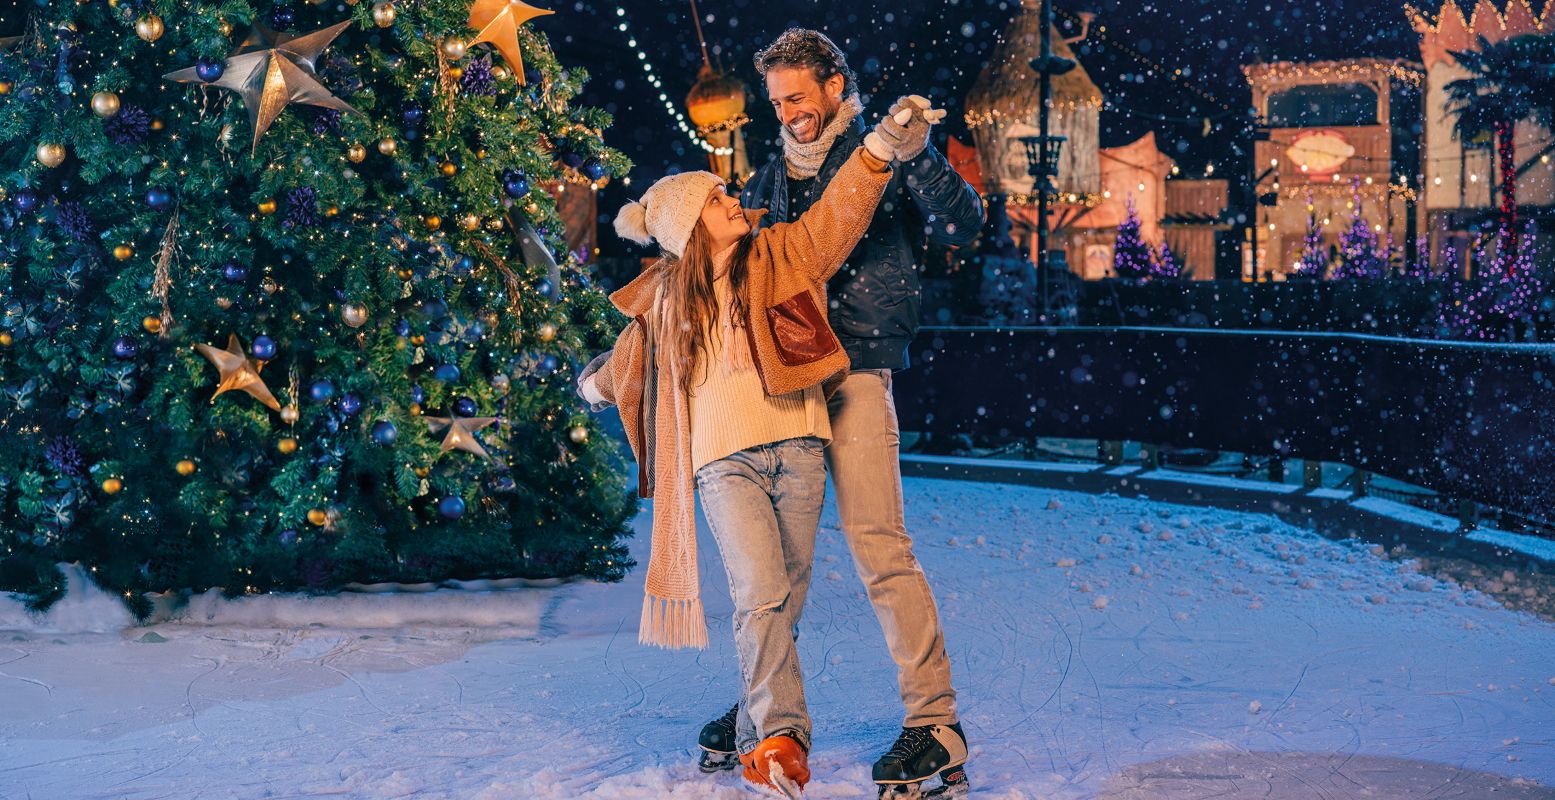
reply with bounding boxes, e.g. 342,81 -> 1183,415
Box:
868,95 -> 947,163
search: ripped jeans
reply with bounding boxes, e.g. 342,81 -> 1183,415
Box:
696,436 -> 826,754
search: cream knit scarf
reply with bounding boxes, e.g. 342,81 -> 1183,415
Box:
782,94 -> 864,180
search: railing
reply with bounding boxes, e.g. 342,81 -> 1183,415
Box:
892,326 -> 1555,520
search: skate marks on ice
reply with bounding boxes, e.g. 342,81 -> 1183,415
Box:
1097,751 -> 1555,799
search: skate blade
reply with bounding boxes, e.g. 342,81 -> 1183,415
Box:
879,764 -> 969,799
699,747 -> 739,773
767,754 -> 804,800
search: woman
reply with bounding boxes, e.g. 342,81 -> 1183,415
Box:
578,106 -> 930,794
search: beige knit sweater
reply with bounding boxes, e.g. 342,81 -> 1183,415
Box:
579,147 -> 891,649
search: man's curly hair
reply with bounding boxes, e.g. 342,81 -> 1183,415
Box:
753,28 -> 858,99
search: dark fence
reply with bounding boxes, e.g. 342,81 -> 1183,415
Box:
892,326 -> 1555,519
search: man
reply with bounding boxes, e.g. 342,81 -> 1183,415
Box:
696,27 -> 984,800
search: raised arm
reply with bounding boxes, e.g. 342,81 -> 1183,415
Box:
577,318 -> 646,410
758,147 -> 892,284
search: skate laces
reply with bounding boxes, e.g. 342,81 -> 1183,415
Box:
884,725 -> 939,761
714,703 -> 739,731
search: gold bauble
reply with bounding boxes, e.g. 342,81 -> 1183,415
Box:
396,267 -> 415,280
409,334 -> 426,346
176,459 -> 197,476
341,302 -> 369,328
113,245 -> 134,261
281,405 -> 300,424
423,215 -> 441,230
524,201 -> 540,216
324,205 -> 340,218
346,143 -> 366,163
257,198 -> 277,215
142,315 -> 162,333
440,37 -> 468,59
371,2 -> 396,27
439,161 -> 458,176
91,91 -> 122,118
460,213 -> 480,231
414,466 -> 430,478
278,437 -> 299,455
219,19 -> 233,35
568,425 -> 589,444
150,118 -> 165,131
216,297 -> 234,310
537,322 -> 557,342
307,508 -> 328,526
260,277 -> 279,295
485,218 -> 504,231
445,66 -> 463,81
102,477 -> 123,494
0,332 -> 12,347
36,143 -> 67,168
408,402 -> 423,416
377,137 -> 398,156
491,65 -> 509,80
135,14 -> 164,42
0,82 -> 12,95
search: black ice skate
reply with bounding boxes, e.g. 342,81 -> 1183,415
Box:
873,722 -> 970,799
697,703 -> 741,773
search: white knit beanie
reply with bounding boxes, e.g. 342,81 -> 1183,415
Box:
614,171 -> 726,259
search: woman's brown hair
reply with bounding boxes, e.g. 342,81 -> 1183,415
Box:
655,221 -> 754,398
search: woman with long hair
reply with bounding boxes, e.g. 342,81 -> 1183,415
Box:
578,103 -> 937,795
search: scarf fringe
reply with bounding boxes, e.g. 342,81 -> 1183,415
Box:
638,594 -> 708,650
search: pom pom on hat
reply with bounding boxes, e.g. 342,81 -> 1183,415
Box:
614,200 -> 652,246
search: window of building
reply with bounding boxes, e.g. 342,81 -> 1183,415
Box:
1267,83 -> 1379,127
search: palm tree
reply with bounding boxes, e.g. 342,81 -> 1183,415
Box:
1445,33 -> 1555,265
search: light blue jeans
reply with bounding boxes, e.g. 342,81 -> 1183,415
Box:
696,436 -> 827,754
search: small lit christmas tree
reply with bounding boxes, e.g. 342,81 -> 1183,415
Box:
1112,198 -> 1153,280
1292,196 -> 1328,279
1439,236 -> 1546,341
1330,183 -> 1389,280
1151,239 -> 1187,279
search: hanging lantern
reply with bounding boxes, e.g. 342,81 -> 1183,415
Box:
685,64 -> 752,183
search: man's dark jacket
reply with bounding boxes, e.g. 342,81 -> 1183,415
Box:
740,114 -> 984,371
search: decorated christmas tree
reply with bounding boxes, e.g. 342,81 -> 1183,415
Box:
0,1 -> 636,612
1292,195 -> 1328,279
1329,184 -> 1388,280
1439,229 -> 1546,341
1150,239 -> 1186,280
1111,198 -> 1152,280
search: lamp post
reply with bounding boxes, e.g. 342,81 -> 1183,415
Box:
1025,0 -> 1075,321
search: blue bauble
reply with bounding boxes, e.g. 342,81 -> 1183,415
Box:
560,151 -> 585,169
309,379 -> 336,403
538,355 -> 560,375
523,67 -> 540,85
370,420 -> 398,445
452,396 -> 478,417
222,262 -> 247,283
278,529 -> 299,545
535,278 -> 554,298
433,363 -> 461,383
13,191 -> 40,213
502,171 -> 530,198
271,6 -> 296,28
454,255 -> 475,273
410,384 -> 426,404
420,299 -> 447,319
339,393 -> 362,416
580,157 -> 608,181
145,187 -> 173,211
402,106 -> 425,126
394,318 -> 411,337
111,335 -> 139,359
250,335 -> 277,360
437,495 -> 465,520
195,58 -> 225,82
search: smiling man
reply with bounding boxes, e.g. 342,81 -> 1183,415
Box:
692,27 -> 984,800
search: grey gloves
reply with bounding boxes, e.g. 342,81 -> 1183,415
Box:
871,95 -> 948,163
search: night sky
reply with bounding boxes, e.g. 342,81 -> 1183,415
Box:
550,0 -> 1431,255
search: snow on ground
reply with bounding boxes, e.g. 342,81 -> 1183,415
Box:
3,476 -> 1554,799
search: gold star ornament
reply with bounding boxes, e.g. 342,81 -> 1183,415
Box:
425,416 -> 499,459
467,0 -> 553,84
163,20 -> 361,154
195,334 -> 282,411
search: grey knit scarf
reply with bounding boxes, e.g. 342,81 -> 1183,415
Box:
782,95 -> 865,180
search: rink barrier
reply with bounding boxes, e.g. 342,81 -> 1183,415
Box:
890,326 -> 1555,520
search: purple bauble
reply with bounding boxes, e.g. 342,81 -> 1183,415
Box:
433,363 -> 461,383
502,171 -> 530,198
195,58 -> 225,82
339,393 -> 362,416
437,495 -> 465,519
410,384 -> 426,404
145,186 -> 173,211
580,157 -> 608,181
402,106 -> 425,127
222,262 -> 247,283
112,335 -> 139,359
251,335 -> 277,360
452,396 -> 478,417
370,420 -> 398,445
279,529 -> 299,545
394,318 -> 411,337
13,190 -> 40,213
560,151 -> 585,169
271,6 -> 297,28
309,380 -> 335,403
